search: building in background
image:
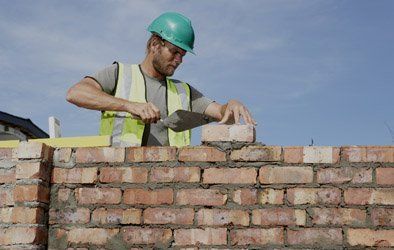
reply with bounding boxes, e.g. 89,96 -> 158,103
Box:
0,111 -> 48,141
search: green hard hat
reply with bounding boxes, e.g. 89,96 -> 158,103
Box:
148,12 -> 195,54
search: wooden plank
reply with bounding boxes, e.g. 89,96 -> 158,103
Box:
30,135 -> 111,147
0,140 -> 19,148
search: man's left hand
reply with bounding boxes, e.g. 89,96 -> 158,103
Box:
219,99 -> 257,125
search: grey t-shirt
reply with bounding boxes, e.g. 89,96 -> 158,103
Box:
88,64 -> 214,146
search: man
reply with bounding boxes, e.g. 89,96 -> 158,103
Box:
67,12 -> 256,147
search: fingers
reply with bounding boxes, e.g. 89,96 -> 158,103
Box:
140,102 -> 161,124
218,108 -> 231,124
219,101 -> 257,126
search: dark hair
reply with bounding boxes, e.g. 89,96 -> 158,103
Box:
146,34 -> 163,54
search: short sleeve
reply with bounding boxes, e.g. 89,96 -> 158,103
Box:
85,64 -> 118,95
189,84 -> 214,114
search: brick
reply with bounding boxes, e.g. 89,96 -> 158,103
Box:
122,227 -> 172,245
58,188 -> 71,202
144,208 -> 194,225
344,188 -> 394,205
310,208 -> 366,226
232,189 -> 257,205
342,146 -> 394,162
0,148 -> 12,159
0,168 -> 15,183
92,208 -> 141,224
75,147 -> 124,163
197,209 -> 249,226
51,167 -> 97,183
126,146 -> 176,162
54,147 -> 72,163
287,188 -> 341,205
174,228 -> 227,246
0,226 -> 47,245
201,124 -> 255,142
259,166 -> 313,184
15,141 -> 53,160
371,208 -> 394,226
317,167 -> 372,184
259,189 -> 284,205
230,146 -> 282,161
12,207 -> 45,224
283,146 -> 303,163
16,162 -> 49,181
76,188 -> 121,204
252,208 -> 305,226
0,207 -> 12,223
67,228 -> 119,245
176,189 -> 227,206
124,188 -> 173,205
14,184 -> 50,203
303,146 -> 340,163
0,187 -> 14,206
230,228 -> 283,246
150,166 -> 200,182
203,167 -> 257,184
99,167 -> 148,183
287,228 -> 342,246
347,229 -> 394,247
179,146 -> 226,162
376,168 -> 394,185
49,208 -> 90,224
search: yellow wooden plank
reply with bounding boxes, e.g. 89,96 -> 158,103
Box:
0,140 -> 20,148
30,135 -> 111,148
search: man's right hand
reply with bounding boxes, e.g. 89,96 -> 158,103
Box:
127,102 -> 161,124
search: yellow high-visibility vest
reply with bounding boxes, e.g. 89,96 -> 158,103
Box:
100,62 -> 191,147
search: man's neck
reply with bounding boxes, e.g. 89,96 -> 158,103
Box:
140,56 -> 165,81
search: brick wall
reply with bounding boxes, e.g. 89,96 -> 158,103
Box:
0,125 -> 393,249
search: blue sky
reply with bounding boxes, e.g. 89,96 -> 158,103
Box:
1,0 -> 393,146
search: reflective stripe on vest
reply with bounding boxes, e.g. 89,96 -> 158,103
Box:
100,62 -> 191,147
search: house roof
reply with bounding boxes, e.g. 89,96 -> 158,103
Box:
0,111 -> 49,139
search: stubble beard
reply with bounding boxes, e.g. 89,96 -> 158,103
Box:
152,51 -> 176,77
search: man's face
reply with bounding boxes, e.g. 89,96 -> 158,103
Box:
152,39 -> 186,77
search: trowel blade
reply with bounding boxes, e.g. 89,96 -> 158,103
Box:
161,110 -> 212,132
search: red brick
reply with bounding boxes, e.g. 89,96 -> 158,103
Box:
126,146 -> 176,162
342,146 -> 394,162
150,166 -> 200,182
16,141 -> 53,160
14,185 -> 49,203
230,146 -> 282,161
54,147 -> 72,163
0,226 -> 47,245
0,187 -> 14,206
317,167 -> 372,184
92,208 -> 141,224
75,147 -> 124,163
67,228 -> 119,245
58,188 -> 71,202
76,188 -> 121,204
376,168 -> 394,185
16,162 -> 49,181
0,148 -> 12,159
144,208 -> 194,225
287,228 -> 342,246
283,146 -> 303,163
0,207 -> 12,223
371,208 -> 394,226
12,207 -> 45,224
259,189 -> 284,205
174,228 -> 227,246
179,146 -> 226,162
49,208 -> 90,224
259,166 -> 313,184
197,209 -> 249,226
230,228 -> 284,246
252,208 -> 305,226
347,229 -> 394,247
201,124 -> 255,142
232,189 -> 257,205
51,167 -> 97,183
203,167 -> 257,184
303,146 -> 340,164
99,167 -> 148,183
344,188 -> 394,205
287,188 -> 341,205
176,189 -> 227,206
122,227 -> 172,245
0,168 -> 15,183
310,208 -> 366,226
124,188 -> 173,205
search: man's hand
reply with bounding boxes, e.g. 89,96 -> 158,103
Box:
127,102 -> 161,124
219,99 -> 257,125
